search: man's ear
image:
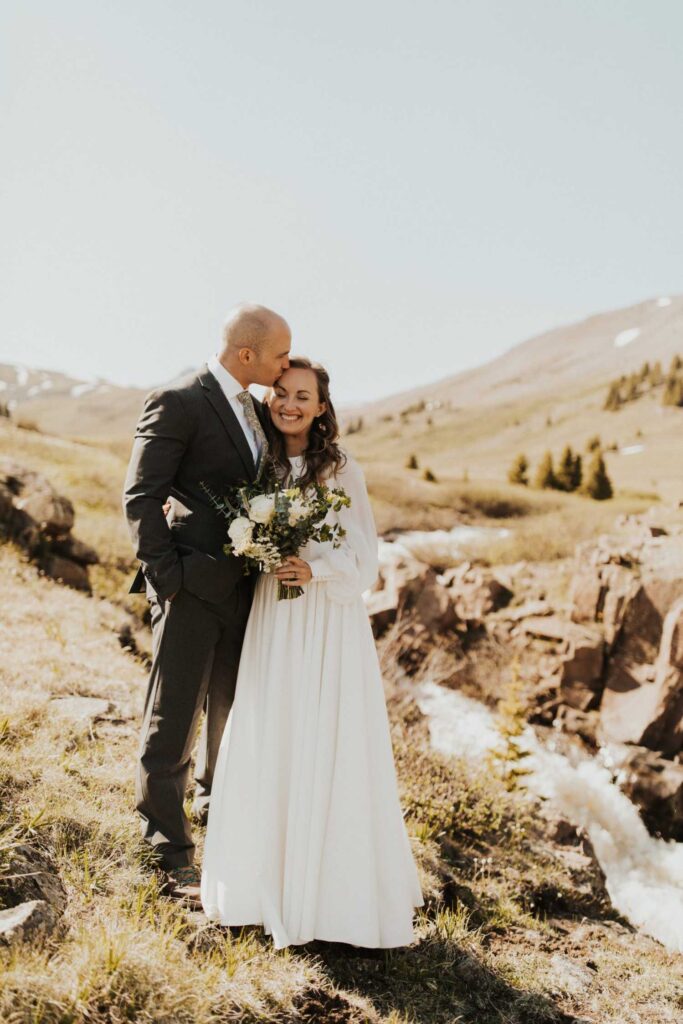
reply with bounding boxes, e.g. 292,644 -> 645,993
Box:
238,347 -> 254,366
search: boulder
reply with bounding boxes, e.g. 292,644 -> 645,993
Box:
600,579 -> 683,749
600,564 -> 640,644
441,564 -> 513,621
383,556 -> 458,635
558,632 -> 605,711
569,567 -> 604,625
16,489 -> 74,538
639,597 -> 683,756
0,844 -> 66,915
613,575 -> 683,665
52,535 -> 99,566
42,554 -> 91,592
0,900 -> 60,947
607,743 -> 683,841
0,460 -> 97,590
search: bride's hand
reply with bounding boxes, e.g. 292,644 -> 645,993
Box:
274,556 -> 312,586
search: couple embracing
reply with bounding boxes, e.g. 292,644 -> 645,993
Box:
123,304 -> 423,949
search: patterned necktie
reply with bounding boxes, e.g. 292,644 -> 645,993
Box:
237,390 -> 269,476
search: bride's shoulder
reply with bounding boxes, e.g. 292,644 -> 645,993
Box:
330,449 -> 365,486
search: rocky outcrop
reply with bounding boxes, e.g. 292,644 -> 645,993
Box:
0,844 -> 66,946
605,743 -> 683,841
0,460 -> 98,591
0,844 -> 67,915
0,900 -> 61,948
639,598 -> 683,757
374,506 -> 683,838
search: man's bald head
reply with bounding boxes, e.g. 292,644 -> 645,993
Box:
221,304 -> 289,356
219,303 -> 292,387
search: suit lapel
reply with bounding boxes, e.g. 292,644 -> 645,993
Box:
198,367 -> 256,481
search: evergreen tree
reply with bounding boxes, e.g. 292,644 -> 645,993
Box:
422,467 -> 437,482
0,401 -> 10,419
487,662 -> 532,792
650,360 -> 664,387
663,375 -> 683,407
639,361 -> 650,381
555,445 -> 577,491
585,435 -> 601,452
604,382 -> 622,411
507,453 -> 529,486
406,453 -> 419,470
582,452 -> 613,500
625,374 -> 640,402
670,354 -> 683,375
534,451 -> 556,490
570,452 -> 583,491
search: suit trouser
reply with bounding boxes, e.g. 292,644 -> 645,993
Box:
136,579 -> 252,869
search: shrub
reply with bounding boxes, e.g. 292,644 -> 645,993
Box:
406,453 -> 419,470
422,468 -> 437,482
507,453 -> 529,486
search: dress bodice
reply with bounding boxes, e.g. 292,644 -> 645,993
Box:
287,455 -> 306,482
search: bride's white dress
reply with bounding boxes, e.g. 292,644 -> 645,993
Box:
201,452 -> 423,948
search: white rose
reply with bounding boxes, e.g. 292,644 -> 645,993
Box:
287,497 -> 309,526
228,516 -> 253,550
248,494 -> 276,524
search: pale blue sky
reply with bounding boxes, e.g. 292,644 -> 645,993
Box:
2,1 -> 682,402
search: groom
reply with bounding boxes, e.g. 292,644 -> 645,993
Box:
123,303 -> 291,903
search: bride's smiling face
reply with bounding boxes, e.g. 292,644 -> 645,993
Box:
268,367 -> 326,438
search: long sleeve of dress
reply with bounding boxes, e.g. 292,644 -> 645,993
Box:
305,454 -> 379,604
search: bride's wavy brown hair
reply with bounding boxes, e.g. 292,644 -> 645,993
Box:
265,356 -> 346,488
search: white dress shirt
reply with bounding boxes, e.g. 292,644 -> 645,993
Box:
207,354 -> 261,464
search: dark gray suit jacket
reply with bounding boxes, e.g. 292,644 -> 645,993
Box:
123,365 -> 268,604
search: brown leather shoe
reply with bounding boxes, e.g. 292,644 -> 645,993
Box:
165,864 -> 202,907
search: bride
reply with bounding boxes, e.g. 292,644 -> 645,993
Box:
201,357 -> 423,948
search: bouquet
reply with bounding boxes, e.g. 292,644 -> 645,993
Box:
201,478 -> 351,600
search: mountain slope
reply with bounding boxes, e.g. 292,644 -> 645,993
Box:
364,294 -> 683,417
348,295 -> 683,504
0,363 -> 146,440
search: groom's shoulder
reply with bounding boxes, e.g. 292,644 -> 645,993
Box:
142,366 -> 206,406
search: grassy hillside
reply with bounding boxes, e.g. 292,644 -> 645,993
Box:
2,540 -> 682,1023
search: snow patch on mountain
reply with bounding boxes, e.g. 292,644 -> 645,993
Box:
620,444 -> 645,456
614,328 -> 641,348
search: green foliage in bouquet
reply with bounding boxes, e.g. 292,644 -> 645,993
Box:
201,479 -> 350,600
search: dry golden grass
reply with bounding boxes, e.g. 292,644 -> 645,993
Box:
2,544 -> 682,1023
348,372 -> 683,506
